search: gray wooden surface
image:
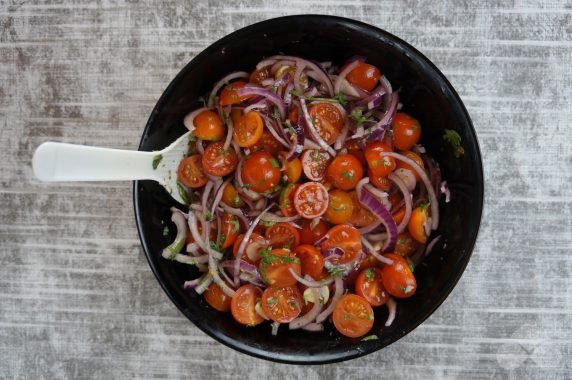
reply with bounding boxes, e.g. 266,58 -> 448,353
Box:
1,0 -> 571,379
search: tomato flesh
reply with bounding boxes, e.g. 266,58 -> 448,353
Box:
321,224 -> 362,264
259,248 -> 302,287
301,149 -> 331,181
332,294 -> 374,338
261,286 -> 303,323
308,103 -> 345,145
233,111 -> 264,148
293,182 -> 329,219
355,268 -> 388,306
231,284 -> 264,326
202,141 -> 238,177
177,155 -> 208,188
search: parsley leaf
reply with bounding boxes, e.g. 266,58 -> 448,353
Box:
176,183 -> 189,205
443,129 -> 465,158
361,335 -> 379,341
364,267 -> 376,280
204,211 -> 214,222
350,108 -> 374,128
229,219 -> 240,234
162,226 -> 169,236
269,158 -> 281,168
327,265 -> 347,278
340,170 -> 354,181
152,154 -> 163,170
209,241 -> 222,253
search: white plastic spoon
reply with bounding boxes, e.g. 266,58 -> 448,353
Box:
32,132 -> 193,205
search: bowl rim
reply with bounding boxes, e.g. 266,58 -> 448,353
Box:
133,14 -> 484,364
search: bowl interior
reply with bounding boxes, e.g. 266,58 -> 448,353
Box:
134,15 -> 483,364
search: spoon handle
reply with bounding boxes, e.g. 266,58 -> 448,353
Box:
33,142 -> 158,182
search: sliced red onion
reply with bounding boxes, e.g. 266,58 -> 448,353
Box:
322,247 -> 343,260
161,210 -> 188,260
393,168 -> 417,192
219,203 -> 249,227
207,71 -> 249,108
186,242 -> 200,255
172,253 -> 209,265
385,297 -> 397,326
299,98 -> 336,156
207,248 -> 235,297
256,59 -> 277,70
238,272 -> 265,287
355,85 -> 387,110
236,86 -> 286,119
261,213 -> 300,223
315,233 -> 329,247
316,277 -> 344,323
301,323 -> 324,332
366,92 -> 399,142
289,288 -> 324,329
359,188 -> 398,252
266,55 -> 334,96
201,181 -> 214,216
194,274 -> 214,294
382,152 -> 439,230
270,60 -> 296,74
288,268 -> 334,288
334,119 -> 350,150
260,78 -> 275,87
183,273 -> 207,290
218,262 -> 235,285
183,107 -> 209,132
285,120 -> 305,159
293,60 -> 307,93
260,114 -> 290,148
195,140 -> 204,155
211,179 -> 229,216
283,83 -> 295,105
222,110 -> 234,150
388,172 -> 413,234
364,184 -> 391,209
271,322 -> 280,336
440,181 -> 451,203
221,259 -> 259,277
334,60 -> 360,95
361,237 -> 394,266
244,100 -> 269,114
202,213 -> 222,260
424,235 -> 442,257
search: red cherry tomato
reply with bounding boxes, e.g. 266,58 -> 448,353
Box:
259,248 -> 302,287
232,232 -> 267,264
177,155 -> 208,188
265,222 -> 301,250
301,149 -> 331,181
395,232 -> 420,257
325,153 -> 364,191
381,254 -> 417,298
219,81 -> 253,106
241,151 -> 281,193
220,212 -> 241,249
355,267 -> 389,307
233,111 -> 264,148
279,183 -> 299,217
231,284 -> 264,326
365,141 -> 396,177
395,151 -> 424,181
392,112 -> 421,151
345,62 -> 381,92
321,224 -> 362,264
202,141 -> 238,177
278,151 -> 302,184
251,129 -> 284,156
249,65 -> 271,84
293,245 -> 324,278
299,219 -> 329,246
307,103 -> 345,145
204,282 -> 232,312
332,294 -> 374,338
348,191 -> 377,227
261,285 -> 303,323
193,110 -> 225,141
293,182 -> 329,219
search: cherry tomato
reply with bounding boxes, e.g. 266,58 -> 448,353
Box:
219,81 -> 253,106
395,232 -> 420,256
279,183 -> 299,217
261,285 -> 303,323
177,155 -> 208,188
365,141 -> 396,177
348,191 -> 377,227
301,149 -> 331,181
293,182 -> 329,219
325,153 -> 364,191
265,223 -> 301,250
192,110 -> 225,141
408,204 -> 429,244
299,219 -> 329,245
307,103 -> 345,145
278,151 -> 302,183
369,174 -> 392,191
259,248 -> 301,287
288,104 -> 299,124
231,284 -> 264,326
325,189 -> 354,224
232,232 -> 267,264
344,139 -> 367,167
381,253 -> 417,298
392,112 -> 421,151
321,224 -> 362,264
355,268 -> 388,307
249,65 -> 271,84
345,62 -> 381,92
241,151 -> 281,193
346,254 -> 378,285
204,282 -> 232,312
186,221 -> 216,245
233,111 -> 264,148
251,129 -> 283,156
332,294 -> 374,338
395,151 -> 424,181
220,212 -> 241,249
221,182 -> 245,208
202,141 -> 238,177
293,245 -> 324,278
392,207 -> 406,225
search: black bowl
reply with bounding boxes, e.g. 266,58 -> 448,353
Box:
134,15 -> 483,364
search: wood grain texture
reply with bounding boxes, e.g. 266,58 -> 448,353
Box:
1,0 -> 571,378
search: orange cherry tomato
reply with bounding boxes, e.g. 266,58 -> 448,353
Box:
279,183 -> 299,217
233,111 -> 264,148
261,285 -> 303,323
395,232 -> 420,256
241,151 -> 281,193
231,284 -> 264,326
355,268 -> 389,307
332,294 -> 374,338
202,141 -> 238,177
293,245 -> 324,278
251,129 -> 283,156
395,151 -> 424,181
221,182 -> 245,208
381,253 -> 417,298
321,224 -> 362,264
408,205 -> 429,244
259,248 -> 301,287
392,112 -> 421,151
232,232 -> 267,264
204,282 -> 232,312
299,219 -> 329,245
265,222 -> 301,250
348,191 -> 377,227
300,149 -> 331,181
177,155 -> 208,188
325,153 -> 364,191
278,151 -> 302,183
220,212 -> 241,249
345,62 -> 381,92
307,103 -> 345,145
325,189 -> 354,224
249,65 -> 271,84
219,81 -> 253,106
293,182 -> 329,219
193,110 -> 225,142
365,141 -> 396,177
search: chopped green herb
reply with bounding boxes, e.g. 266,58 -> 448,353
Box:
204,211 -> 214,221
329,200 -> 347,212
229,219 -> 240,234
269,158 -> 281,168
399,285 -> 412,295
350,108 -> 374,128
176,183 -> 189,205
209,241 -> 222,253
408,263 -> 415,273
152,154 -> 163,170
197,95 -> 207,108
289,89 -> 347,106
271,108 -> 281,121
162,226 -> 170,236
221,149 -> 230,157
361,335 -> 379,341
327,265 -> 347,278
364,267 -> 376,280
188,133 -> 197,144
260,220 -> 276,227
340,170 -> 354,181
443,129 -> 465,158
266,297 -> 278,306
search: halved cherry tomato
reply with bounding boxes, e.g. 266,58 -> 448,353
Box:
293,182 -> 329,219
345,62 -> 381,92
381,253 -> 417,298
299,219 -> 329,245
321,224 -> 362,264
408,204 -> 429,244
261,285 -> 303,323
202,141 -> 238,177
365,141 -> 396,177
193,110 -> 225,141
232,232 -> 267,264
325,189 -> 354,224
251,129 -> 283,156
220,212 -> 241,249
348,191 -> 377,227
346,254 -> 378,285
241,151 -> 281,193
186,222 -> 216,245
249,65 -> 271,84
293,245 -> 324,278
233,111 -> 264,147
221,182 -> 245,208
301,149 -> 331,181
392,207 -> 406,225
177,155 -> 208,188
265,222 -> 301,250
395,151 -> 424,181
231,284 -> 264,326
332,294 -> 374,338
259,248 -> 301,287
307,103 -> 345,145
392,112 -> 421,151
369,174 -> 392,191
325,153 -> 364,190
219,81 -> 253,106
395,232 -> 420,256
204,282 -> 232,312
344,139 -> 367,167
279,183 -> 299,217
278,151 -> 302,183
355,268 -> 388,307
